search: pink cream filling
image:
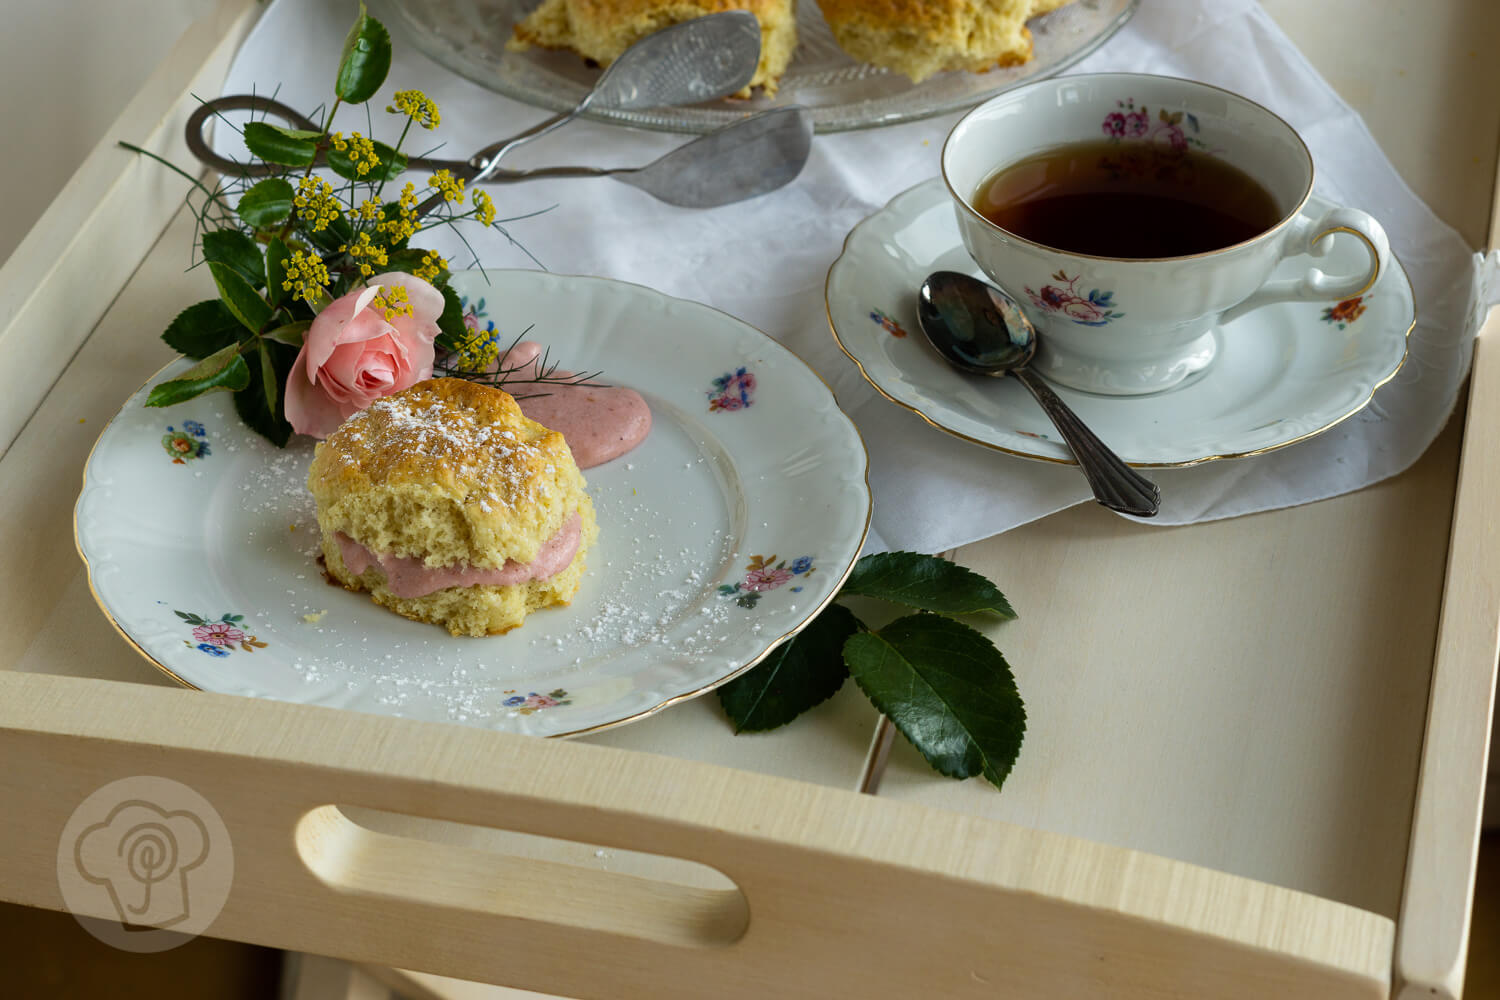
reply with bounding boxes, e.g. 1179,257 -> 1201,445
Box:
334,512 -> 582,599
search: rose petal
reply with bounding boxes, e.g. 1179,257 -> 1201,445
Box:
306,287 -> 388,371
369,272 -> 445,329
285,345 -> 350,439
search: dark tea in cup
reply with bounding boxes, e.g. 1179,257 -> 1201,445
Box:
971,139 -> 1282,259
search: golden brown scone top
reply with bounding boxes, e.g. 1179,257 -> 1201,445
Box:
308,378 -> 576,515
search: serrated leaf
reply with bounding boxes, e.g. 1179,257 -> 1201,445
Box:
845,614 -> 1025,791
265,237 -> 291,308
234,339 -> 296,447
335,6 -> 392,104
264,320 -> 311,347
717,603 -> 860,732
242,121 -> 319,167
145,351 -> 251,407
208,262 -> 273,333
237,177 -> 294,227
201,229 -> 266,287
328,139 -> 407,183
161,299 -> 242,360
839,551 -> 1015,619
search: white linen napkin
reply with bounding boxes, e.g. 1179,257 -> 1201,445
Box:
217,0 -> 1487,554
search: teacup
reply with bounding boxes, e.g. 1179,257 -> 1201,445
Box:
941,73 -> 1389,395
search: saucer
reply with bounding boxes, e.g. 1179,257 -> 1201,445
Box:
826,179 -> 1414,467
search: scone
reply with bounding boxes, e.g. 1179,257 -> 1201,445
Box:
816,0 -> 1069,83
509,0 -> 798,97
307,378 -> 599,637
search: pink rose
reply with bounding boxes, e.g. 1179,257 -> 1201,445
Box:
285,272 -> 445,438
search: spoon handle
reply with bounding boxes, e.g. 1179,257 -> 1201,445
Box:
1010,368 -> 1161,517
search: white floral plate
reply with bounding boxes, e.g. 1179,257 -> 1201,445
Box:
76,271 -> 870,737
826,179 -> 1414,467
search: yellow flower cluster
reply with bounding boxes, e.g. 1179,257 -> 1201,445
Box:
377,182 -> 420,244
413,251 -> 446,284
340,231 -> 389,278
388,89 -> 441,130
355,198 -> 382,222
451,324 -> 501,372
282,248 -> 330,304
372,284 -> 413,321
293,176 -> 340,232
472,188 -> 496,227
428,169 -> 466,204
331,131 -> 381,177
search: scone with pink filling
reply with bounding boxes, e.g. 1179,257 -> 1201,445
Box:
308,378 -> 598,637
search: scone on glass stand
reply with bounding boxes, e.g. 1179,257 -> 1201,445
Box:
307,378 -> 599,637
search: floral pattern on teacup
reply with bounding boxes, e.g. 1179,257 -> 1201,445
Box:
1024,271 -> 1124,327
1099,99 -> 1216,183
1101,98 -> 1208,153
719,554 -> 815,609
1321,296 -> 1367,329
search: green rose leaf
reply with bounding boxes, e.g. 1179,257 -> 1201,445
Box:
263,320 -> 311,347
435,283 -> 466,353
161,299 -> 242,360
717,603 -> 861,732
844,614 -> 1026,791
237,177 -> 295,228
208,261 -> 273,334
145,347 -> 251,407
241,121 -> 320,167
327,139 -> 408,183
201,229 -> 266,287
335,6 -> 392,104
265,237 -> 291,308
840,551 -> 1015,620
234,339 -> 297,448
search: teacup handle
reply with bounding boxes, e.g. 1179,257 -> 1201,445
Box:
1219,207 -> 1391,325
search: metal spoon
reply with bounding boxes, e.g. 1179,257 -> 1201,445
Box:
468,10 -> 762,183
486,106 -> 813,208
917,271 -> 1161,517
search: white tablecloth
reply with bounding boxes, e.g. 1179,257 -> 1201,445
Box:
221,0 -> 1487,553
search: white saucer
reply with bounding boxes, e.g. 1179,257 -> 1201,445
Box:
826,179 -> 1414,467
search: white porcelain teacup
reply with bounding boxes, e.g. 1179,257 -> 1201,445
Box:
942,73 -> 1389,396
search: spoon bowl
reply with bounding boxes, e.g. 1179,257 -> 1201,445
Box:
918,271 -> 1161,517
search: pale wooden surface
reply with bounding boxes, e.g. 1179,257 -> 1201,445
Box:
0,671 -> 1397,1000
0,0 -> 260,459
1394,327 -> 1500,998
0,0 -> 220,264
0,0 -> 1496,998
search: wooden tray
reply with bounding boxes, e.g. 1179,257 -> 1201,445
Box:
1,1 -> 1497,997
